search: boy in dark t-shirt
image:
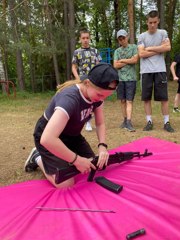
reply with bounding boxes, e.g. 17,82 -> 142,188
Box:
170,53 -> 180,113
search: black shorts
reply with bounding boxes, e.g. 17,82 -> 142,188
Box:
33,116 -> 95,175
141,72 -> 168,101
177,80 -> 180,94
116,81 -> 136,101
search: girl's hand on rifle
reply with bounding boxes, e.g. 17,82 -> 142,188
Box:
97,145 -> 109,169
73,156 -> 96,174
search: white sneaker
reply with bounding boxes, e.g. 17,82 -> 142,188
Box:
85,121 -> 93,131
24,147 -> 39,172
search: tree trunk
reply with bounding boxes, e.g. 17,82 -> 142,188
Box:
158,0 -> 165,29
0,52 -> 6,81
114,0 -> 120,42
63,0 -> 75,80
94,11 -> 100,44
101,8 -> 112,47
44,0 -> 60,85
0,51 -> 8,94
68,0 -> 75,78
24,0 -> 36,92
128,0 -> 135,43
139,0 -> 143,33
2,0 -> 8,82
63,0 -> 71,80
8,0 -> 25,90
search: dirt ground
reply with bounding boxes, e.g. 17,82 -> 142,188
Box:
0,81 -> 179,187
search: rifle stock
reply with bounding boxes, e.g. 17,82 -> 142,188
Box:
55,149 -> 152,184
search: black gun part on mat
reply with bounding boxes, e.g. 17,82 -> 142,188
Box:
94,176 -> 123,194
55,149 -> 152,184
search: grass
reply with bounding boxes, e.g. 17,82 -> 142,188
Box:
0,80 -> 179,186
0,91 -> 54,113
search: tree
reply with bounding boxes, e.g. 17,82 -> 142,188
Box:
164,0 -> 178,79
0,51 -> 6,82
157,0 -> 165,28
128,0 -> 135,43
1,0 -> 8,82
63,0 -> 75,80
44,0 -> 60,85
139,0 -> 143,33
23,0 -> 36,92
68,0 -> 75,69
8,0 -> 25,90
114,0 -> 120,42
0,0 -> 179,91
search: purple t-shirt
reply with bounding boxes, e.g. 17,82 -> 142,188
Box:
44,85 -> 102,136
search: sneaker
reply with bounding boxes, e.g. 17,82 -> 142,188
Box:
164,122 -> 175,133
120,119 -> 127,129
24,147 -> 39,172
85,121 -> 92,131
125,120 -> 135,132
143,121 -> 153,131
173,108 -> 180,113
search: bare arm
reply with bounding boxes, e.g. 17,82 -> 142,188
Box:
146,39 -> 171,53
94,103 -> 106,143
40,109 -> 96,172
113,60 -> 126,69
170,61 -> 178,80
114,54 -> 138,69
72,64 -> 80,80
94,103 -> 109,168
120,54 -> 139,64
138,39 -> 171,58
138,45 -> 157,58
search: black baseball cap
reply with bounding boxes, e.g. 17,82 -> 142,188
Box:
81,63 -> 119,90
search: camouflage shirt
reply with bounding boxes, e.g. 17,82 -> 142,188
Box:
114,44 -> 137,81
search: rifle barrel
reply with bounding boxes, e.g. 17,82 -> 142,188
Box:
55,150 -> 153,184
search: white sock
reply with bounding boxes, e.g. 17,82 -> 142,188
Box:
146,115 -> 152,123
86,120 -> 91,126
163,115 -> 169,124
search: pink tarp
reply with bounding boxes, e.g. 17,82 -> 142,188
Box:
0,136 -> 180,240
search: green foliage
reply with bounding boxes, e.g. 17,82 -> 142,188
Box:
0,0 -> 179,92
170,1 -> 180,59
171,31 -> 180,59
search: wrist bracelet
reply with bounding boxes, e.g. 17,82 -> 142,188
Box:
98,143 -> 108,149
69,153 -> 78,166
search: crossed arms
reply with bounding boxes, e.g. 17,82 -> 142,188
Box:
113,54 -> 139,69
138,39 -> 171,58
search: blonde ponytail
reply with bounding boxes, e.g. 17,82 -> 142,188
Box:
56,79 -> 82,93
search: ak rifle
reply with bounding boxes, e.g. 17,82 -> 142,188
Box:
55,149 -> 152,184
